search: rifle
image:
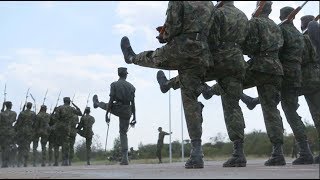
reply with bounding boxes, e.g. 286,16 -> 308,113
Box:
2,84 -> 7,112
278,1 -> 309,26
302,14 -> 320,34
52,90 -> 61,114
105,112 -> 111,153
71,93 -> 76,103
215,1 -> 224,8
42,89 -> 48,105
81,93 -> 91,117
30,93 -> 36,113
22,88 -> 30,111
252,1 -> 266,18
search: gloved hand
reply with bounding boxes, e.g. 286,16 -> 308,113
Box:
156,35 -> 167,44
156,26 -> 163,33
105,113 -> 110,124
129,118 -> 136,127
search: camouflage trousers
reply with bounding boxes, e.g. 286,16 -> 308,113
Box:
300,83 -> 320,147
85,136 -> 93,162
281,84 -> 307,143
54,126 -> 71,164
69,132 -> 77,163
48,132 -> 55,165
133,36 -> 212,141
33,133 -> 49,165
243,70 -> 284,144
164,50 -> 247,142
0,134 -> 13,167
97,102 -> 130,152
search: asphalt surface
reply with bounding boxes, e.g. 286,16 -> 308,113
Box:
0,159 -> 319,179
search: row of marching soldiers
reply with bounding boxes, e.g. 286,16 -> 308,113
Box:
0,97 -> 95,168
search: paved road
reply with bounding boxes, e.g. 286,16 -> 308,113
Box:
0,159 -> 319,179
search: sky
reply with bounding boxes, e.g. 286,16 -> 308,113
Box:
0,1 -> 319,153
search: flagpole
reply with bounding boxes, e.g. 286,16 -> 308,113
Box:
169,70 -> 172,163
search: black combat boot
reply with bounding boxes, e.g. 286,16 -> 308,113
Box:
201,83 -> 215,100
120,36 -> 136,64
264,143 -> 286,166
157,70 -> 171,93
292,140 -> 314,165
240,94 -> 260,110
120,135 -> 129,165
185,139 -> 204,169
223,139 -> 247,167
92,94 -> 99,109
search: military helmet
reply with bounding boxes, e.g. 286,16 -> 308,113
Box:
41,105 -> 47,110
63,97 -> 71,102
280,6 -> 294,18
158,127 -> 162,131
301,15 -> 315,24
84,107 -> 90,113
118,67 -> 128,75
4,101 -> 12,107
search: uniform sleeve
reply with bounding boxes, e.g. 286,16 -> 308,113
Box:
163,1 -> 184,42
109,82 -> 116,97
208,10 -> 222,50
242,19 -> 259,56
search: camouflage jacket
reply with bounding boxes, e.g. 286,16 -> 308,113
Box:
0,109 -> 17,135
163,1 -> 214,42
301,34 -> 320,88
70,114 -> 79,137
279,22 -> 304,87
15,109 -> 36,136
34,111 -> 50,136
110,78 -> 135,105
77,114 -> 95,138
208,2 -> 248,70
54,104 -> 82,131
243,14 -> 284,75
307,21 -> 320,62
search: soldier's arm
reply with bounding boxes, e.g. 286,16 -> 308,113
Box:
162,1 -> 184,42
242,19 -> 259,56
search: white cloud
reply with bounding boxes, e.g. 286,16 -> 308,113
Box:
112,24 -> 136,35
38,1 -> 56,8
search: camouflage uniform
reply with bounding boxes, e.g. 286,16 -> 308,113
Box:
77,107 -> 95,165
14,102 -> 36,167
154,1 -> 248,167
69,114 -> 79,165
121,1 -> 214,169
279,7 -> 313,164
48,109 -> 57,166
33,105 -> 50,166
156,127 -> 170,163
0,102 -> 17,168
53,98 -> 82,166
300,15 -> 320,164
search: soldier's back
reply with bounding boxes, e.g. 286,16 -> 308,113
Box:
111,79 -> 135,104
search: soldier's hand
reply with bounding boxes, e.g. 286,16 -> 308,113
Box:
130,119 -> 136,127
156,26 -> 163,33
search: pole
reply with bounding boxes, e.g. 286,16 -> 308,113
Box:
181,99 -> 184,162
169,70 -> 172,163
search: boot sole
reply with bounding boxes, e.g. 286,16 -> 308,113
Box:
223,163 -> 246,167
185,164 -> 204,169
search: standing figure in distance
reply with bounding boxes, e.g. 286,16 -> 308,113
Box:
156,127 -> 172,163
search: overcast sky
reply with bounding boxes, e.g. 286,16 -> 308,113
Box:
0,1 -> 319,152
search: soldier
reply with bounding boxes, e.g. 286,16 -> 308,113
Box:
241,7 -> 315,165
156,127 -> 172,163
0,101 -> 17,168
153,1 -> 248,167
77,107 -> 95,165
33,105 -> 51,167
14,102 -> 36,167
120,1 -> 214,169
69,112 -> 79,166
93,67 -> 136,165
53,97 -> 82,166
48,107 -> 58,166
301,15 -> 320,164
